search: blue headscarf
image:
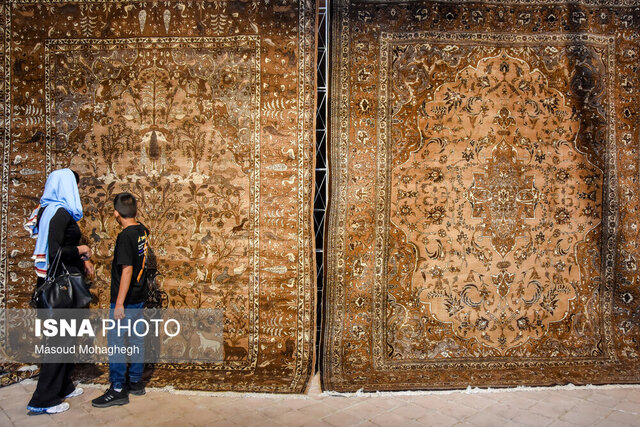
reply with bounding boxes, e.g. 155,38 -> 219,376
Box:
26,169 -> 83,277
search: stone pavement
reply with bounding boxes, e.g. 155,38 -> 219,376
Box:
0,375 -> 639,426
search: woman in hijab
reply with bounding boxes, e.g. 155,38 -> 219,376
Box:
24,168 -> 94,415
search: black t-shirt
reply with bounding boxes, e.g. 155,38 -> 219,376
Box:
110,223 -> 149,305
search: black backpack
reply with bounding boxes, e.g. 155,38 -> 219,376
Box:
137,231 -> 168,309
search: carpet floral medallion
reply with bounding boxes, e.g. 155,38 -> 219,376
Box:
1,0 -> 316,393
323,0 -> 640,391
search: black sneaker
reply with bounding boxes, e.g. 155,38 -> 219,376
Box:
91,387 -> 129,408
128,381 -> 146,396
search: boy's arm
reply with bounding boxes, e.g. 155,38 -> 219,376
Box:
113,265 -> 133,320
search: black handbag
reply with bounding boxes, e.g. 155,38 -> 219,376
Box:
31,248 -> 92,309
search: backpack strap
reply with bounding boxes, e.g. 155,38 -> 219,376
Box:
136,230 -> 148,283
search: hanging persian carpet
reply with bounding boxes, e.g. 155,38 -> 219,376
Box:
1,0 -> 316,393
0,364 -> 38,388
323,0 -> 640,391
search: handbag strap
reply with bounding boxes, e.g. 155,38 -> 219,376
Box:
46,248 -> 64,280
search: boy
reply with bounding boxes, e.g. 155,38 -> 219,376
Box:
92,192 -> 149,408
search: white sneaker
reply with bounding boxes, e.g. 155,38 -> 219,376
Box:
65,387 -> 83,398
27,402 -> 70,415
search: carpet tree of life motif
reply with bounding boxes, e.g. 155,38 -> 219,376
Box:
324,0 -> 640,392
48,39 -> 259,363
2,0 -> 316,393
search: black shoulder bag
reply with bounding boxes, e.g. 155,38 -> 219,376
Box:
31,248 -> 93,309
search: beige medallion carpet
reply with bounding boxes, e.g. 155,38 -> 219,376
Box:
323,0 -> 640,391
1,0 -> 316,393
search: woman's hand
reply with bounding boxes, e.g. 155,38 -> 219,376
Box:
77,245 -> 92,260
84,260 -> 95,278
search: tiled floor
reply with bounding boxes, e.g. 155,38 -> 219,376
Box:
1,375 -> 639,426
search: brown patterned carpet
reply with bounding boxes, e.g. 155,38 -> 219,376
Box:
323,0 -> 640,391
0,364 -> 38,388
1,0 -> 316,393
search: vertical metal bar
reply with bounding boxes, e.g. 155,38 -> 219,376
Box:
314,0 -> 328,368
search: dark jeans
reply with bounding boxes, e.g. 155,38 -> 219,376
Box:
108,302 -> 145,389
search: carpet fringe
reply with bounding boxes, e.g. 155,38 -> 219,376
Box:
19,378 -> 640,398
74,380 -> 640,398
19,375 -> 640,399
76,381 -> 312,399
322,383 -> 640,397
